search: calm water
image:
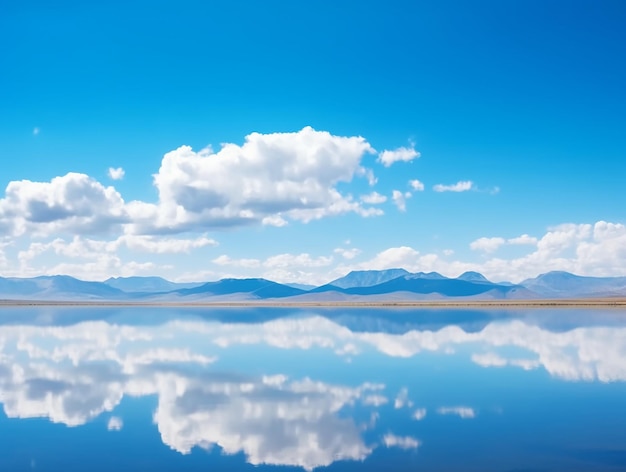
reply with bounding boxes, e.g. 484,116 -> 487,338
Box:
0,307 -> 625,471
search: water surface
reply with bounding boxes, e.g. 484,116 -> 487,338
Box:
0,307 -> 625,471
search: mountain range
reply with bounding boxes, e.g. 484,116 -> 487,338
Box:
0,269 -> 625,302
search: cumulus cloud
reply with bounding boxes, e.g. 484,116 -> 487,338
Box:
412,409 -> 427,421
0,173 -> 128,237
356,246 -> 420,271
360,192 -> 387,204
129,127 -> 381,233
377,145 -> 420,167
471,234 -> 538,254
10,234 -> 217,280
0,127 -> 390,241
334,248 -> 362,260
108,167 -> 125,180
470,237 -> 506,253
408,179 -> 424,191
392,190 -> 411,212
433,181 -> 474,192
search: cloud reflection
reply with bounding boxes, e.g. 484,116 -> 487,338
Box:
0,309 -> 624,470
0,321 -> 379,470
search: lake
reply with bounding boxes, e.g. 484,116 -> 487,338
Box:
0,306 -> 625,471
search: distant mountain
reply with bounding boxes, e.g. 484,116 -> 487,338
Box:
104,276 -> 203,293
520,271 -> 626,298
0,275 -> 125,300
312,274 -> 531,299
173,278 -> 307,299
328,269 -> 410,289
456,271 -> 492,284
1,270 -> 625,302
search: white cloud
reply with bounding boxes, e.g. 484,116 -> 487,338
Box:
508,234 -> 538,246
262,215 -> 288,227
131,127 -> 380,233
0,128 -> 392,240
107,416 -> 124,431
412,408 -> 427,421
356,246 -> 420,271
108,167 -> 125,180
264,253 -> 333,269
382,434 -> 421,449
433,181 -> 474,192
360,192 -> 387,204
471,352 -> 508,367
408,179 -> 424,191
377,146 -> 420,167
119,234 -> 218,254
0,173 -> 128,237
437,407 -> 476,419
470,237 -> 506,253
208,252 -> 335,285
392,190 -> 411,212
334,247 -> 362,260
212,255 -> 261,268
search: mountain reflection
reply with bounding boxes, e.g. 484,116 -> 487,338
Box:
0,307 -> 625,469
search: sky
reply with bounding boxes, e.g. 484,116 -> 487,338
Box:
1,0 -> 625,285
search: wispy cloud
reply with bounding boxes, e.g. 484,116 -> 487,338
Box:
437,406 -> 476,419
377,145 -> 420,167
383,434 -> 421,449
392,190 -> 411,212
433,180 -> 474,192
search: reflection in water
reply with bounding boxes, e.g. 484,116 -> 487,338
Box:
0,308 -> 625,470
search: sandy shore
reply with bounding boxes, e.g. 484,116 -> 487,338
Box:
0,298 -> 625,308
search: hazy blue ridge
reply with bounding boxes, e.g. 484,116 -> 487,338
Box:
520,271 -> 626,298
104,276 -> 204,293
172,278 -> 307,299
328,269 -> 410,289
1,271 -> 626,301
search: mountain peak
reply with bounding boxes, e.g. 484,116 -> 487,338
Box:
457,271 -> 491,283
328,268 -> 409,289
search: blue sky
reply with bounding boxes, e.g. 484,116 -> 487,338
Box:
1,0 -> 625,284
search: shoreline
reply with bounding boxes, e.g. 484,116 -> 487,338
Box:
1,298 -> 626,308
